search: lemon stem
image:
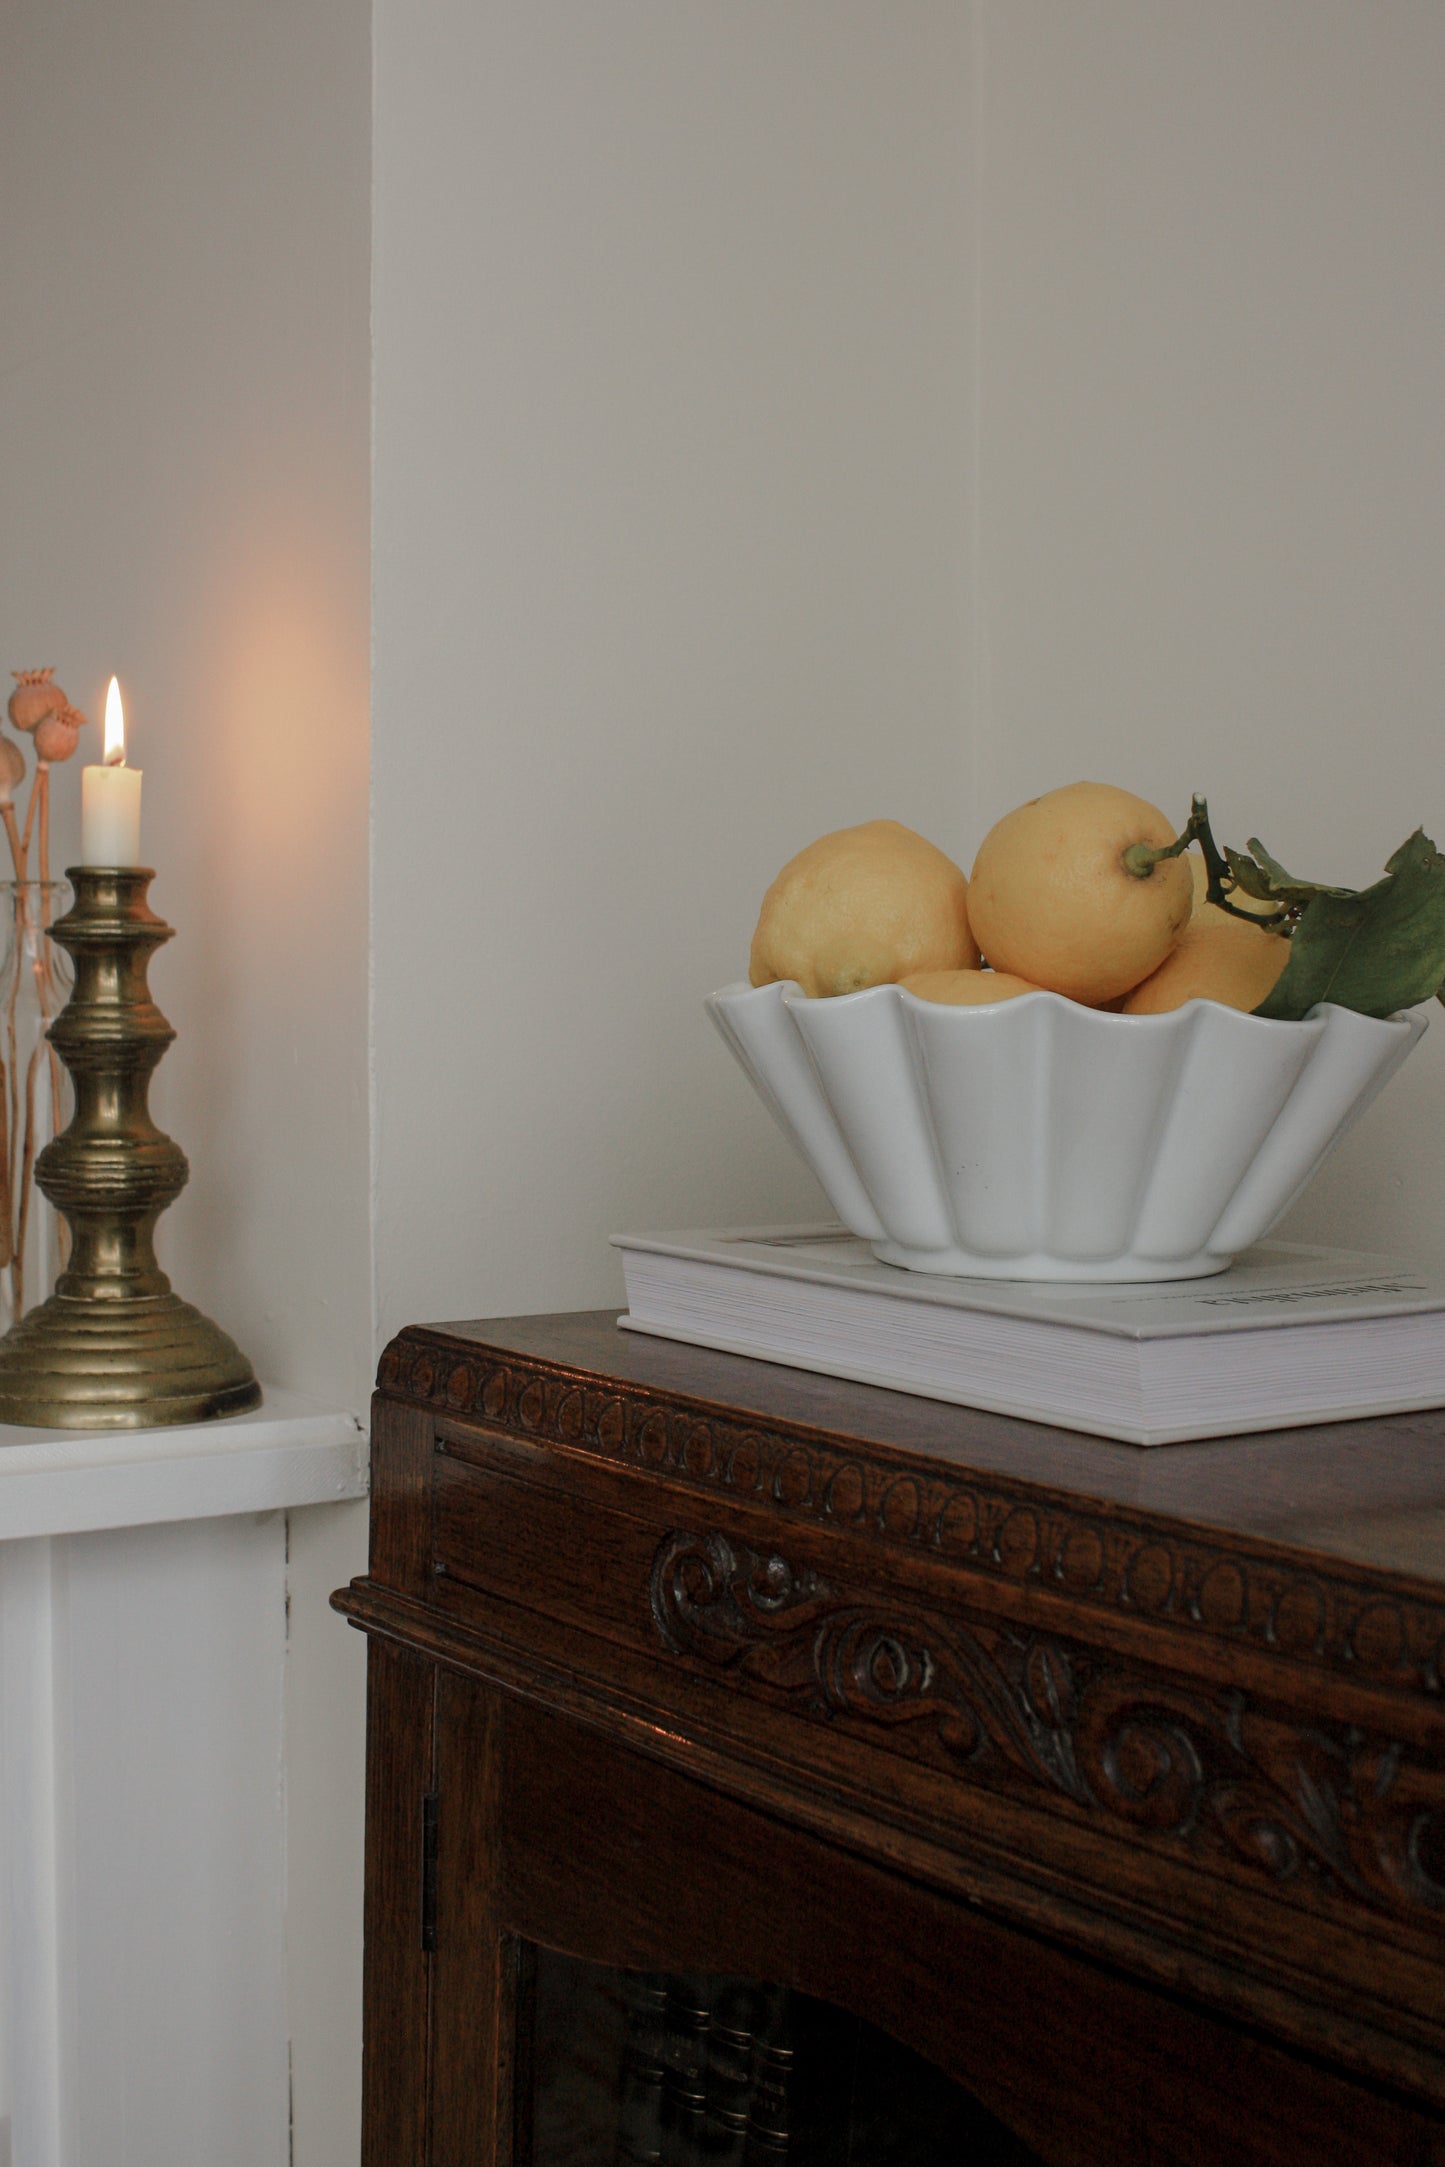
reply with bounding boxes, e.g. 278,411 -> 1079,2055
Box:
1121,797 -> 1208,881
1124,795 -> 1291,929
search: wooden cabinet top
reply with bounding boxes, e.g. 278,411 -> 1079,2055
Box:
377,1305 -> 1445,1592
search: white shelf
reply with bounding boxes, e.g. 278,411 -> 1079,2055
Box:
0,1389 -> 367,1540
0,1389 -> 368,2162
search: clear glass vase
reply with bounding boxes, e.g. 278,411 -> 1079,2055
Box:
0,881 -> 74,1335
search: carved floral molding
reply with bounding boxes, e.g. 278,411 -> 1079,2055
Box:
649,1528 -> 1445,1926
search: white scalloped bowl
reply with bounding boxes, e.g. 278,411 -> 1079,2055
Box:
706,980 -> 1427,1282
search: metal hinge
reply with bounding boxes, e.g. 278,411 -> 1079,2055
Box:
421,1791 -> 439,1952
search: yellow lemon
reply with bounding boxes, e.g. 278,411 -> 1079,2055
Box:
749,819 -> 978,998
968,782 -> 1193,1006
1123,914 -> 1291,1014
900,968 -> 1042,1004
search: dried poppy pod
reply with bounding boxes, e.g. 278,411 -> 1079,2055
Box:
0,735 -> 25,805
33,704 -> 84,764
8,668 -> 64,734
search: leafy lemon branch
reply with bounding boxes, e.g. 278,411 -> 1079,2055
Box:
1130,795 -> 1445,1022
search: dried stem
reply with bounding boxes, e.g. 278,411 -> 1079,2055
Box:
10,912 -> 67,1316
36,766 -> 51,891
12,1032 -> 44,1320
3,888 -> 26,1308
4,786 -> 33,1297
20,767 -> 41,863
1,691 -> 83,1319
0,873 -> 71,1318
0,1050 -> 11,1274
2,802 -> 25,885
5,893 -> 24,1214
0,813 -> 14,1270
4,889 -> 27,1319
38,885 -> 68,1271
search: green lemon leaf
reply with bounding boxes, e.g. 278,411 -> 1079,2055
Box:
1252,828 -> 1445,1019
1224,839 -> 1358,910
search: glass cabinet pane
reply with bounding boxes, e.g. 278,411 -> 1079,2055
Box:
516,1944 -> 1046,2166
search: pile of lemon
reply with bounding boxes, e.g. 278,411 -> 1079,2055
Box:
748,783 -> 1289,1016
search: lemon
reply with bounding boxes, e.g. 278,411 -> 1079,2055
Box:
1123,914 -> 1291,1014
900,968 -> 1042,1004
749,819 -> 978,998
968,782 -> 1193,1006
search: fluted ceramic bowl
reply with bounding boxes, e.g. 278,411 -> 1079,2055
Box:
706,980 -> 1427,1281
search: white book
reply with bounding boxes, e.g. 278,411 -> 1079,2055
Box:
612,1225 -> 1445,1447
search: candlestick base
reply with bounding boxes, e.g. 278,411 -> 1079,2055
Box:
0,867 -> 260,1431
0,1291 -> 259,1429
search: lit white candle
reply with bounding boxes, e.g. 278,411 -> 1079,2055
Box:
80,677 -> 144,866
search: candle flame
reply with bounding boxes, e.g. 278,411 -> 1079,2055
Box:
103,676 -> 126,765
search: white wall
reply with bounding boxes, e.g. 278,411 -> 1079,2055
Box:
0,3 -> 373,2162
975,0 -> 1445,1260
0,0 -> 373,1410
372,0 -> 1445,1373
371,0 -> 976,1342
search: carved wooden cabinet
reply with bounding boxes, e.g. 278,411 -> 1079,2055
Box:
336,1311 -> 1445,2165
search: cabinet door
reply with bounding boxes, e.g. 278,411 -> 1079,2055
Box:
428,1672 -> 518,2167
426,1669 -> 1047,2167
361,1639 -> 437,2167
421,1667 -> 1445,2167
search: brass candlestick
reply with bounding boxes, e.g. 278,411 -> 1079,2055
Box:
0,867 -> 260,1428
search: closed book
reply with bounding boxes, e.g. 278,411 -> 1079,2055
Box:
612,1225 -> 1445,1447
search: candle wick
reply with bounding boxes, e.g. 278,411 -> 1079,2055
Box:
104,749 -> 126,769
